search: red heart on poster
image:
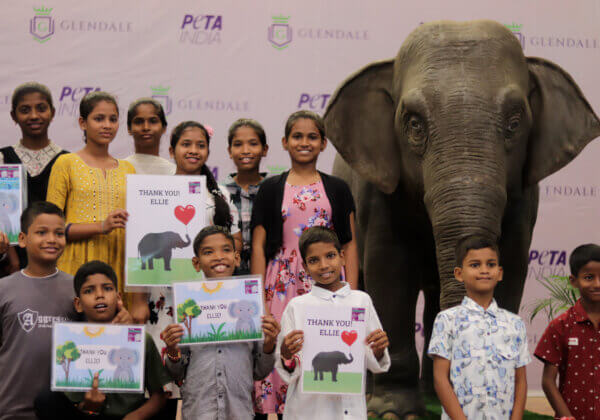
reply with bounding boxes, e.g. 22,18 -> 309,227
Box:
341,330 -> 358,347
174,205 -> 195,225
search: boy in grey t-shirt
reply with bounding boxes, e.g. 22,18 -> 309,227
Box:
0,202 -> 131,420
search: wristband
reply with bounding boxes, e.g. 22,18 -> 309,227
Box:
167,347 -> 181,362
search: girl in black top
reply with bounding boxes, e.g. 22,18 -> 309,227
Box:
0,82 -> 67,270
250,110 -> 358,418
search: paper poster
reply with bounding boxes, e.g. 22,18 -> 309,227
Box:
172,275 -> 264,345
301,305 -> 366,395
51,323 -> 146,393
0,165 -> 26,245
126,174 -> 206,287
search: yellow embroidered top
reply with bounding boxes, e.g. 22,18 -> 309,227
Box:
47,153 -> 135,294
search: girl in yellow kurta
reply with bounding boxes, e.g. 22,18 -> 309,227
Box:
47,92 -> 136,303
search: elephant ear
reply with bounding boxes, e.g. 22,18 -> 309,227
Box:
324,59 -> 399,194
525,57 -> 600,186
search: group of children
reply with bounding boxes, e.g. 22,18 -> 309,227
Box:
0,81 -> 599,420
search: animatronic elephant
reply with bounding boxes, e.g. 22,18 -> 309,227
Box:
312,351 -> 354,382
0,191 -> 19,234
137,231 -> 191,271
108,348 -> 139,382
228,300 -> 259,332
324,20 -> 600,416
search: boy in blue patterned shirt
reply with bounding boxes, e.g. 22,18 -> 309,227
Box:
428,236 -> 530,420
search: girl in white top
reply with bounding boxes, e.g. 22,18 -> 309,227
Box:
123,98 -> 176,175
145,120 -> 240,403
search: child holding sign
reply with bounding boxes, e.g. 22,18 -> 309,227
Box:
35,261 -> 170,420
276,227 -> 390,420
161,225 -> 280,420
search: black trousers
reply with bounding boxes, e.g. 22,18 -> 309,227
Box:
34,390 -> 178,420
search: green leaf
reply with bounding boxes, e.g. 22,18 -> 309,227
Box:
529,275 -> 579,322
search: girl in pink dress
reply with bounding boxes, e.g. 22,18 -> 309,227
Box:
251,111 -> 359,417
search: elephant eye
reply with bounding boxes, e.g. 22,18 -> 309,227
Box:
403,113 -> 428,154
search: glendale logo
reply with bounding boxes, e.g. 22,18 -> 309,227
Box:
268,15 -> 292,50
30,6 -> 54,43
151,86 -> 172,116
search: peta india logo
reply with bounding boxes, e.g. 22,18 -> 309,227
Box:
180,14 -> 223,45
298,93 -> 331,110
505,22 -> 599,51
527,249 -> 568,282
151,86 -> 173,116
30,6 -> 54,43
57,86 -> 101,116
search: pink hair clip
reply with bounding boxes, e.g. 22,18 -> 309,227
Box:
204,124 -> 214,138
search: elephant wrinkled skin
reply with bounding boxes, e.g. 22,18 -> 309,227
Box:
324,20 -> 600,416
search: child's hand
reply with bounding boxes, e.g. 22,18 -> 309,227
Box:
281,330 -> 304,360
261,314 -> 280,354
111,298 -> 133,324
81,372 -> 105,414
0,231 -> 8,255
366,329 -> 389,361
101,209 -> 129,234
162,324 -> 185,355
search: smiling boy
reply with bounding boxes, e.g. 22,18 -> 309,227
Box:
35,260 -> 169,420
275,226 -> 390,420
161,225 -> 279,420
428,235 -> 530,420
534,244 -> 600,420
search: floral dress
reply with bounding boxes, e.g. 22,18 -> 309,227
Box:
253,181 -> 344,414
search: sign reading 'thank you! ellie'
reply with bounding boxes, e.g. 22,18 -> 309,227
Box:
126,174 -> 206,287
301,305 -> 366,395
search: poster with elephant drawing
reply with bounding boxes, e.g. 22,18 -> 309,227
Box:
0,165 -> 26,245
301,305 -> 366,395
172,275 -> 264,345
51,323 -> 146,393
125,174 -> 206,288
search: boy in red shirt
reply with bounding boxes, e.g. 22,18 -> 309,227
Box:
534,243 -> 600,420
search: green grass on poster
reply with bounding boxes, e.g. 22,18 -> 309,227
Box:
55,378 -> 141,390
7,232 -> 18,243
302,371 -> 363,394
181,329 -> 262,344
127,257 -> 203,285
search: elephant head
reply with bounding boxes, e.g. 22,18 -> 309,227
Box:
108,347 -> 139,368
324,20 -> 600,309
228,299 -> 259,319
341,352 -> 354,364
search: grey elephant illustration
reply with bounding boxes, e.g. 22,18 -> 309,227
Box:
228,300 -> 259,332
312,351 -> 354,382
324,20 -> 600,415
0,191 -> 19,234
138,231 -> 191,271
108,348 -> 139,382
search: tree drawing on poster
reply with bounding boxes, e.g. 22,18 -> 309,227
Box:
172,276 -> 264,345
126,175 -> 207,287
52,323 -> 145,393
301,305 -> 366,395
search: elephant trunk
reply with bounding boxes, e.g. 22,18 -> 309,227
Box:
180,234 -> 191,248
344,353 -> 354,364
423,138 -> 507,310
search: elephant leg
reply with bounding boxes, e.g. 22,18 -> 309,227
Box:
148,258 -> 154,270
332,367 -> 338,382
314,369 -> 318,381
319,371 -> 323,381
495,186 -> 538,312
164,250 -> 173,271
140,258 -> 146,270
364,190 -> 425,417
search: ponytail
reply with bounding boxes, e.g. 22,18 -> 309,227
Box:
201,165 -> 232,230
